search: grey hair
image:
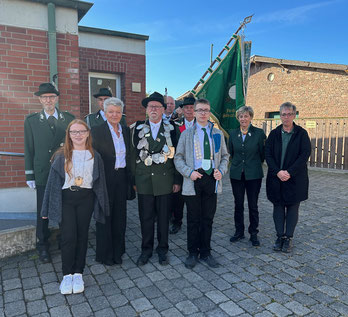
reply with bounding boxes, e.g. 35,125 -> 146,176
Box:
104,97 -> 124,113
280,102 -> 296,114
236,106 -> 254,119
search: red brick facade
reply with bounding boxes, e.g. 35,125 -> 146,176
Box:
79,47 -> 146,124
246,62 -> 348,119
0,25 -> 80,188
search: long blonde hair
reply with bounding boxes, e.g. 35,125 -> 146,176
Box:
54,119 -> 94,178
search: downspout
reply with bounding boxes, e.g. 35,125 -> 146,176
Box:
47,3 -> 59,108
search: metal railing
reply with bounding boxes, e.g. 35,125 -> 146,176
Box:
0,151 -> 24,157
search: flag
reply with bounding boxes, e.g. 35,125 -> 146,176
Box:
194,35 -> 246,136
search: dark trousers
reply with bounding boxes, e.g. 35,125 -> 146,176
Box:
36,185 -> 50,251
61,188 -> 94,276
230,174 -> 262,235
171,190 -> 185,226
184,172 -> 217,257
96,168 -> 127,263
138,193 -> 170,256
273,203 -> 300,238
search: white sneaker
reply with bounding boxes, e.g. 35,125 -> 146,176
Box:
72,273 -> 84,294
60,274 -> 73,295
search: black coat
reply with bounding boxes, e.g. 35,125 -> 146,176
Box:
265,123 -> 311,205
91,122 -> 135,200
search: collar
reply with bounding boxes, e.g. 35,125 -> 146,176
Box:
185,118 -> 194,126
44,109 -> 58,119
107,121 -> 122,134
150,120 -> 162,128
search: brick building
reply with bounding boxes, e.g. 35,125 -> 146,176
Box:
0,0 -> 148,188
246,55 -> 348,119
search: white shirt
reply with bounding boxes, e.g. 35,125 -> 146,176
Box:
44,109 -> 58,119
184,118 -> 194,129
99,110 -> 106,121
150,120 -> 162,140
194,122 -> 214,170
62,150 -> 94,189
107,122 -> 126,169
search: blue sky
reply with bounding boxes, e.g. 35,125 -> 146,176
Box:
80,0 -> 348,98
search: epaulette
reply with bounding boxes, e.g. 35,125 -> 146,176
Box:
129,122 -> 137,129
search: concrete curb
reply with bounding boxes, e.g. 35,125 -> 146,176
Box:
0,225 -> 36,259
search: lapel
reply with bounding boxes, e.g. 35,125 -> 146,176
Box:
102,121 -> 116,157
54,109 -> 69,146
38,110 -> 53,135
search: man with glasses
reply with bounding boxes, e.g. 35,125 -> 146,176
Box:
86,87 -> 126,128
265,102 -> 311,253
174,98 -> 229,269
130,92 -> 181,266
24,82 -> 75,263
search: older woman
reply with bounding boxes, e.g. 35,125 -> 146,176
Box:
41,119 -> 109,294
91,97 -> 132,265
265,102 -> 311,253
228,106 -> 266,246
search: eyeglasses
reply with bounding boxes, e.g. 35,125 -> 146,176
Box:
195,109 -> 210,114
69,130 -> 88,136
148,105 -> 163,110
280,113 -> 295,117
39,96 -> 57,101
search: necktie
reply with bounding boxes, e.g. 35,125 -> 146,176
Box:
202,127 -> 212,175
47,116 -> 56,134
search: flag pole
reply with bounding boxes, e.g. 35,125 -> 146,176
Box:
192,14 -> 253,93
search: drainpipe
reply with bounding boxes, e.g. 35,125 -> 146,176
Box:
47,3 -> 59,108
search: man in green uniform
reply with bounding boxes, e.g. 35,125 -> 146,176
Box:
130,92 -> 181,266
24,82 -> 75,263
86,87 -> 126,127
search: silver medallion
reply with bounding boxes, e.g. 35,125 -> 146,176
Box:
139,149 -> 147,160
159,154 -> 165,163
138,130 -> 145,138
136,124 -> 144,130
143,126 -> 150,133
144,156 -> 153,166
145,133 -> 150,137
152,153 -> 160,164
137,138 -> 147,149
163,144 -> 169,154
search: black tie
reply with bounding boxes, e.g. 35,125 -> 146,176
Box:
47,116 -> 56,134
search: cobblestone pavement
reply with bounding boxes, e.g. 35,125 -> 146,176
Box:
1,169 -> 348,317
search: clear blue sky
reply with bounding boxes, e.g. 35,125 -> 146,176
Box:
80,0 -> 348,99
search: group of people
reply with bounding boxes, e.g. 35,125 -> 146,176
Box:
24,82 -> 311,295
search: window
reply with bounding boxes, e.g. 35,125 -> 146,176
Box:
88,72 -> 121,113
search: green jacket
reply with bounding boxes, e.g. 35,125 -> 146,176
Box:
228,124 -> 266,180
24,108 -> 75,186
85,110 -> 127,128
130,120 -> 180,196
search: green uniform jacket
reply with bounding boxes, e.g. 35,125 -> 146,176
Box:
130,120 -> 181,196
24,108 -> 75,186
85,110 -> 127,128
228,124 -> 266,180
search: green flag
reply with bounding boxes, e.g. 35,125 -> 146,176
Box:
194,36 -> 245,136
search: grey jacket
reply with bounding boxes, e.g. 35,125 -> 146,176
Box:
174,122 -> 229,195
41,151 -> 110,224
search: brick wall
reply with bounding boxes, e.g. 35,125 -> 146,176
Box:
79,47 -> 146,124
246,63 -> 348,119
0,25 -> 80,188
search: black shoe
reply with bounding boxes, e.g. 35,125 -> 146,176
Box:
230,233 -> 245,243
169,223 -> 181,234
158,254 -> 168,266
282,237 -> 293,253
38,250 -> 51,263
184,254 -> 198,269
136,254 -> 151,266
250,234 -> 260,246
200,255 -> 220,268
273,237 -> 284,251
103,259 -> 114,266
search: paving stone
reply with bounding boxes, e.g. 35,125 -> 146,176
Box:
114,304 -> 137,316
317,285 -> 342,297
27,299 -> 48,315
89,264 -> 107,275
275,282 -> 297,295
193,297 -> 216,313
205,290 -> 229,304
285,301 -> 311,316
1,268 -> 19,280
40,272 -> 58,284
43,282 -> 60,295
176,300 -> 199,314
4,288 -> 23,303
310,303 -> 340,317
141,285 -> 163,299
115,277 -> 135,289
66,293 -> 86,305
122,287 -> 144,301
265,302 -> 292,317
131,297 -> 153,312
108,293 -> 128,308
49,306 -> 72,317
150,296 -> 173,311
206,308 -> 230,317
238,298 -> 263,315
182,287 -> 203,300
330,301 -> 348,316
219,301 -> 244,316
94,308 -> 115,317
100,282 -> 121,296
89,295 -> 110,312
139,308 -> 161,317
84,284 -> 103,298
133,276 -> 153,288
3,278 -> 21,291
160,307 -> 184,317
4,301 -> 26,317
146,271 -> 166,282
71,302 -> 93,317
46,293 -> 67,308
20,266 -> 38,278
22,276 -> 41,290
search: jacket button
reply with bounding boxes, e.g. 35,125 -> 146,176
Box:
48,150 -> 51,153
151,173 -> 154,176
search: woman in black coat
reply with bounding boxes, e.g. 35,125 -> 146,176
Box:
265,102 -> 311,253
